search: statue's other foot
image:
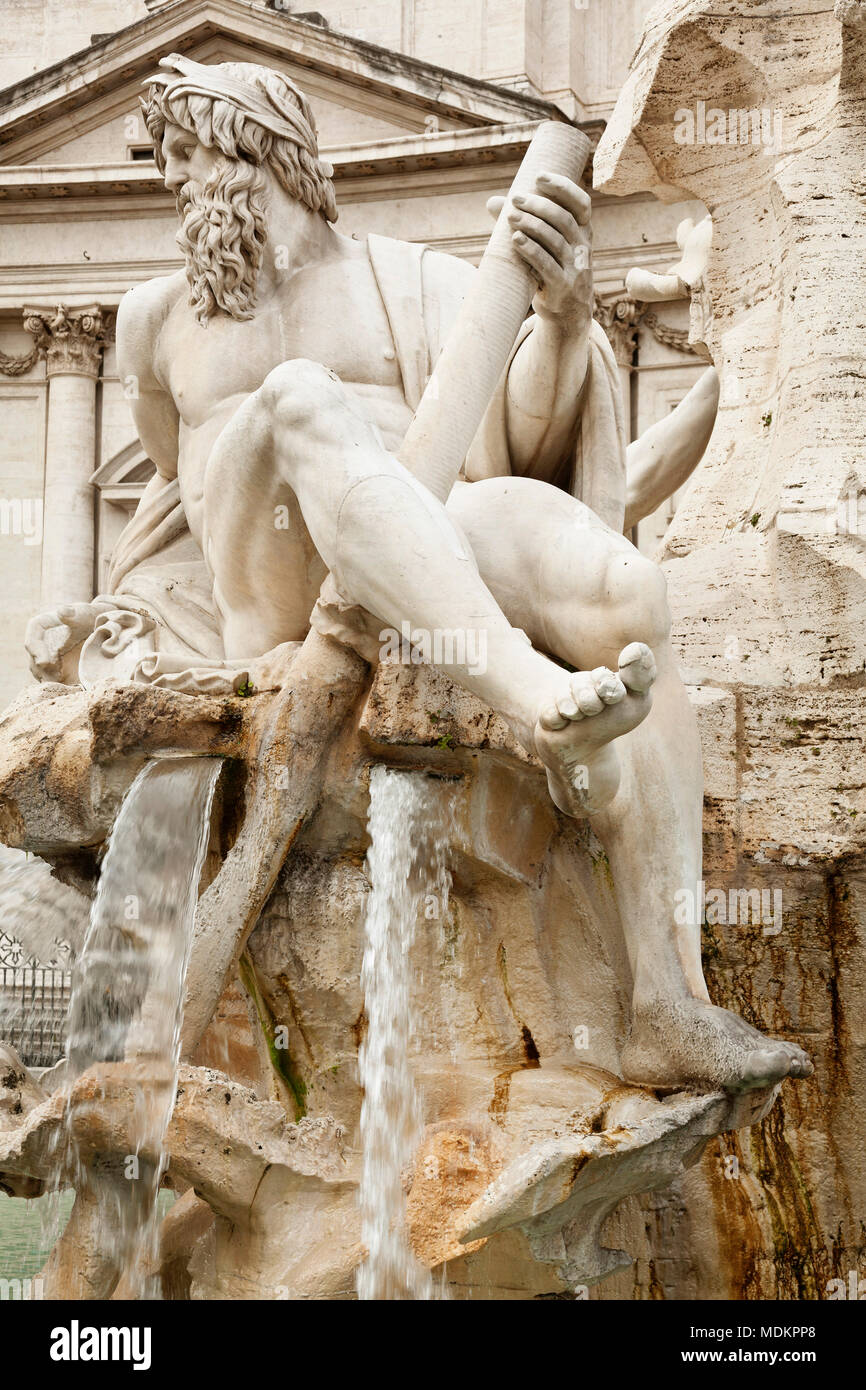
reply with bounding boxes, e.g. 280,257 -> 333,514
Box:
621,996 -> 813,1094
534,642 -> 656,816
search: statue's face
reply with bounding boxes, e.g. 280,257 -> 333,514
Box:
160,122 -> 221,196
162,116 -> 269,324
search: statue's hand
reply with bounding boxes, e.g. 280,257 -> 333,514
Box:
25,603 -> 99,683
488,171 -> 593,329
626,214 -> 713,305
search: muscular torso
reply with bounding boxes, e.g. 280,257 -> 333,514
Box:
159,245 -> 410,531
153,241 -> 416,653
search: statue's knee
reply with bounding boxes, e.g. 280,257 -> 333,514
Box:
261,358 -> 343,428
606,549 -> 670,647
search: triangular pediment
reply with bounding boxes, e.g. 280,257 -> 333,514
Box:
91,439 -> 155,491
0,0 -> 557,167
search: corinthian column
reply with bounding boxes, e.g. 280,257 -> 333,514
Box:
593,293 -> 645,435
24,306 -> 106,608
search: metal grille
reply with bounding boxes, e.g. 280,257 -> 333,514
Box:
0,965 -> 71,1068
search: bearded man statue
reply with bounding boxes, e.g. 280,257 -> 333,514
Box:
23,54 -> 812,1095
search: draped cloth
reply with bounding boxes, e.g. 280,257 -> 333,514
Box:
464,311 -> 627,529
79,234 -> 626,690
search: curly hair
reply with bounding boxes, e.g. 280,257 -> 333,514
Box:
142,60 -> 338,223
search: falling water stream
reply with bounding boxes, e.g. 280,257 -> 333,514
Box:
357,765 -> 453,1301
56,756 -> 221,1298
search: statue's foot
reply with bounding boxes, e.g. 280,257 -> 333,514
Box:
534,642 -> 656,815
621,996 -> 813,1094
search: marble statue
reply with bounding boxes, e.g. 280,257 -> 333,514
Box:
22,54 -> 811,1097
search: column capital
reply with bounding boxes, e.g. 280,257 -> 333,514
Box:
22,304 -> 108,379
593,292 -> 645,369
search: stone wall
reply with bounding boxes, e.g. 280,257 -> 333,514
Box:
595,0 -> 866,1300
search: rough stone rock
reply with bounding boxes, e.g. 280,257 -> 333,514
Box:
0,1043 -> 778,1299
0,679 -> 244,857
0,1041 -> 47,1197
0,626 -> 825,1298
594,0 -> 866,1298
0,636 -> 829,1299
0,1055 -> 360,1299
232,661 -> 793,1297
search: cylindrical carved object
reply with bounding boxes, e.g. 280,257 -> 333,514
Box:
398,120 -> 592,502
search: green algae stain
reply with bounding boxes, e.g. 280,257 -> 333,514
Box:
239,951 -> 307,1120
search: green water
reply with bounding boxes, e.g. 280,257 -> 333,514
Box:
0,1189 -> 176,1284
0,1190 -> 74,1281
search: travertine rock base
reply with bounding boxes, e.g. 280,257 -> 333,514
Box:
594,0 -> 866,1299
0,660 -> 784,1298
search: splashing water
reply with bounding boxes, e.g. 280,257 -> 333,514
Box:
357,765 -> 453,1301
54,756 -> 220,1298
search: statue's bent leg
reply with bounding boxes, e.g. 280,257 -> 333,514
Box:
448,476 -> 813,1093
205,360 -> 648,801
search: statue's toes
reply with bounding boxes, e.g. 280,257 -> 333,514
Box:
618,641 -> 657,693
538,703 -> 570,731
590,667 -> 626,704
567,673 -> 604,717
736,1044 -> 803,1092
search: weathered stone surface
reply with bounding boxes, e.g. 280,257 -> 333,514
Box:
0,27 -> 838,1303
0,1056 -> 360,1299
0,679 -> 244,856
0,1042 -> 48,1198
594,0 -> 866,1298
0,637 -> 825,1298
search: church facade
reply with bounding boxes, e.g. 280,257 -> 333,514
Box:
0,0 -> 706,707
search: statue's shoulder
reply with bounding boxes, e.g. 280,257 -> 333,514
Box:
117,272 -> 186,346
418,245 -> 477,297
368,232 -> 475,297
116,272 -> 186,378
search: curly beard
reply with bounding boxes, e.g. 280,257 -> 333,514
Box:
176,158 -> 269,324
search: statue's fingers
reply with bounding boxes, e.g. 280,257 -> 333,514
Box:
486,195 -> 506,221
510,192 -> 579,246
511,231 -> 561,287
24,612 -> 60,658
536,172 -> 591,226
624,267 -> 685,304
56,603 -> 96,641
24,620 -> 62,678
675,217 -> 696,250
508,209 -> 570,268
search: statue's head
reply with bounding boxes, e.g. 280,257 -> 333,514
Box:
142,54 -> 338,323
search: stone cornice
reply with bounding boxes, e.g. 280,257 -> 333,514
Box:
0,120 -> 587,199
0,0 -> 563,163
0,120 -> 601,218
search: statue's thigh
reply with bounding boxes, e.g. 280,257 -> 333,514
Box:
446,476 -> 630,648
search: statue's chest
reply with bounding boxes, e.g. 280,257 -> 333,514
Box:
162,266 -> 402,427
275,268 -> 402,388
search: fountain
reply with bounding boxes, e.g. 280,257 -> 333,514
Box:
53,757 -> 221,1298
357,767 -> 453,1301
3,20 -> 854,1300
